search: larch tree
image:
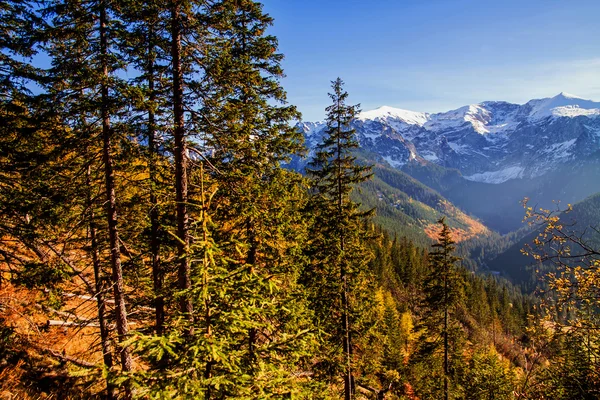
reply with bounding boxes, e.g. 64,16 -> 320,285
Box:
521,199 -> 600,398
305,77 -> 374,399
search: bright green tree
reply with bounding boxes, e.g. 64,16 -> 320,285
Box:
127,1 -> 318,397
198,0 -> 316,394
462,348 -> 515,400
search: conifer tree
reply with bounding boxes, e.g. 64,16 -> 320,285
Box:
421,217 -> 464,400
202,0 -> 304,262
0,0 -> 46,255
199,0 -> 315,389
122,1 -> 317,396
41,0 -> 134,394
2,3 -> 125,396
169,0 -> 193,320
99,2 -> 133,386
120,0 -> 173,336
305,77 -> 374,399
1,0 -> 42,99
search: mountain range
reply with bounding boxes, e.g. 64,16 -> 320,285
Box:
300,92 -> 600,184
293,92 -> 600,281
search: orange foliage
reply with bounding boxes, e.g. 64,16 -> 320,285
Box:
424,213 -> 488,243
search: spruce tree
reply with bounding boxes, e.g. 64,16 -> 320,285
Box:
169,0 -> 193,321
123,1 -> 317,396
41,0 -> 135,394
199,0 -> 315,391
305,77 -> 374,399
421,217 -> 464,400
0,0 -> 45,256
202,0 -> 304,264
1,0 -> 43,97
3,2 -> 123,393
120,0 -> 172,336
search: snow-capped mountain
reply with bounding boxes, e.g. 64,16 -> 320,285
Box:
299,93 -> 600,184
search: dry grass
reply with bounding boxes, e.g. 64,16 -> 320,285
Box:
423,212 -> 489,243
0,281 -> 106,399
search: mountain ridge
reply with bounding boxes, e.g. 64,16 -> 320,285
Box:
294,92 -> 600,234
299,92 -> 600,184
354,92 -> 600,131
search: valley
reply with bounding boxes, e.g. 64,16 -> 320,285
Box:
3,0 -> 600,397
297,92 -> 600,284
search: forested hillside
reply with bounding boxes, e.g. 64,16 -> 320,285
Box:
403,160 -> 600,234
2,0 -> 600,399
487,192 -> 600,286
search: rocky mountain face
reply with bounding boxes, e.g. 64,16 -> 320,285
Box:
297,93 -> 600,234
299,92 -> 600,184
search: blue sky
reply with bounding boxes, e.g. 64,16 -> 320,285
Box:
262,0 -> 600,121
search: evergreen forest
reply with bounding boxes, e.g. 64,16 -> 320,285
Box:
1,1 -> 600,399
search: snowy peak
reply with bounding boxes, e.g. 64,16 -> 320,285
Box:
558,91 -> 585,99
357,106 -> 429,126
357,102 -> 523,136
426,104 -> 496,134
298,92 -> 600,185
351,93 -> 600,136
527,92 -> 600,120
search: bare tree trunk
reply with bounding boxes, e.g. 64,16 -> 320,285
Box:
147,24 -> 164,337
170,0 -> 192,320
337,107 -> 353,400
200,163 -> 213,397
100,3 -> 132,396
86,165 -> 115,400
341,265 -> 352,400
444,253 -> 449,400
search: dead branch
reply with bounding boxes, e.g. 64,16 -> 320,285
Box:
45,348 -> 97,368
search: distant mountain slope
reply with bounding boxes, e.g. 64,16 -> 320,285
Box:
353,161 -> 491,247
403,158 -> 600,233
298,93 -> 600,234
351,160 -> 526,272
487,192 -> 600,285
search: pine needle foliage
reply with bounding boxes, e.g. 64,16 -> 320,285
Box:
419,217 -> 465,400
304,77 -> 375,399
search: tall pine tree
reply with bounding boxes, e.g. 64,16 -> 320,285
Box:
421,217 -> 465,400
41,0 -> 135,394
305,77 -> 374,399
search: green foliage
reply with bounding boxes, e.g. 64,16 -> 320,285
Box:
303,78 -> 376,394
3,1 -> 591,398
543,333 -> 600,399
462,348 -> 516,400
15,260 -> 69,288
425,218 -> 464,312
